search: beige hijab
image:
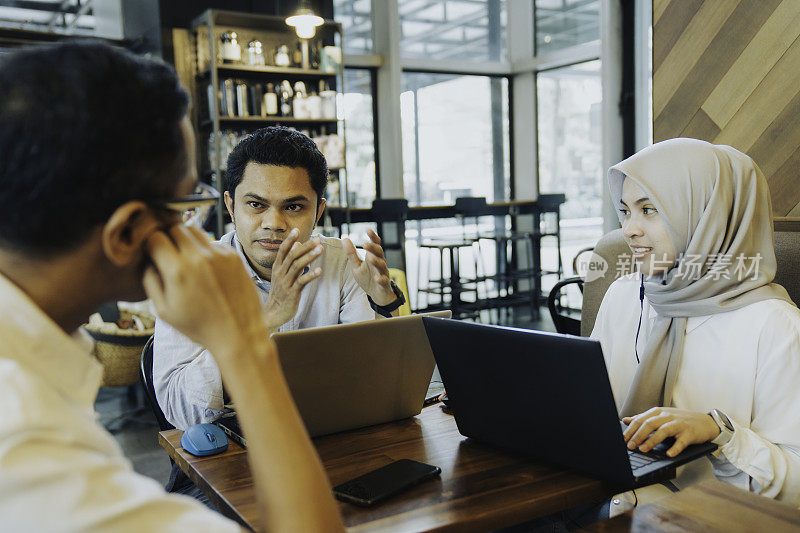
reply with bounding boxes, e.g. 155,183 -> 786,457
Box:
607,138 -> 792,417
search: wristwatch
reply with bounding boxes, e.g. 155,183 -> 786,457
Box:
368,280 -> 405,318
708,409 -> 734,446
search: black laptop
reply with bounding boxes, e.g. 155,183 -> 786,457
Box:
422,317 -> 717,488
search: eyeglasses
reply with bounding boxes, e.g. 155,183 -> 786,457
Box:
154,182 -> 220,228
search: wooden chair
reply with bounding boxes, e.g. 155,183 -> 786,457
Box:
388,268 -> 413,316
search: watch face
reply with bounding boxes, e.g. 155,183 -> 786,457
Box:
719,412 -> 734,432
713,409 -> 734,432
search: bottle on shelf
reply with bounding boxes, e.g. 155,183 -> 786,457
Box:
263,82 -> 278,116
248,82 -> 262,116
306,87 -> 322,119
319,80 -> 337,119
279,80 -> 294,116
327,174 -> 341,206
274,44 -> 291,67
219,31 -> 241,64
235,80 -> 249,117
310,41 -> 320,69
293,81 -> 308,119
245,39 -> 265,66
206,83 -> 216,118
292,42 -> 303,67
221,78 -> 235,117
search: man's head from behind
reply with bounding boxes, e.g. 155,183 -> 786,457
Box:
224,127 -> 328,279
0,41 -> 193,300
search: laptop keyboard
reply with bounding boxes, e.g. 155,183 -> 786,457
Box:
628,444 -> 671,474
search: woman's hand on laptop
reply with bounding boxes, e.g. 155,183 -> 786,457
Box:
622,407 -> 721,457
343,229 -> 396,306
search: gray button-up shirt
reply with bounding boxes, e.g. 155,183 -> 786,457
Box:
153,231 -> 377,429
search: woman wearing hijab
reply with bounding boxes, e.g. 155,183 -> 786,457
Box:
591,138 -> 800,506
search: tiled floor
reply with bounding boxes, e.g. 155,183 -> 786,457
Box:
95,306 -> 557,487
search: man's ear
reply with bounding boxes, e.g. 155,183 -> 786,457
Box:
315,197 -> 326,227
101,201 -> 160,267
224,190 -> 235,220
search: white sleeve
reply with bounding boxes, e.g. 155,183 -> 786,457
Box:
715,306 -> 800,504
153,318 -> 226,430
0,367 -> 241,532
0,437 -> 242,532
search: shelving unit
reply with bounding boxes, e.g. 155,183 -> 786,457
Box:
190,9 -> 345,237
200,117 -> 339,127
198,65 -> 339,78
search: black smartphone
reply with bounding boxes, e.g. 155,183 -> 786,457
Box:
332,459 -> 442,506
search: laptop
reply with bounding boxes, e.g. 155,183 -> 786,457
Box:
421,317 -> 717,488
215,311 -> 451,445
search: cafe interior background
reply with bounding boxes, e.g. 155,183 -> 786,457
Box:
2,0 -> 798,486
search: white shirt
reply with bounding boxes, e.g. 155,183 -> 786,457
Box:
0,273 -> 239,532
154,231 -> 377,430
591,273 -> 800,505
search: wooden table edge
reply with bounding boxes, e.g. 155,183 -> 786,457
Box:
158,431 -> 254,530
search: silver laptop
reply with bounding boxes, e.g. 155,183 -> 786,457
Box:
217,311 -> 450,442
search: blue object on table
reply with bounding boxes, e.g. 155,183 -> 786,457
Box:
181,423 -> 229,456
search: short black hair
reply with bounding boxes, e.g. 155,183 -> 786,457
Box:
225,126 -> 328,203
0,41 -> 189,256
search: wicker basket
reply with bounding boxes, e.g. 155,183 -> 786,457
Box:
84,309 -> 155,387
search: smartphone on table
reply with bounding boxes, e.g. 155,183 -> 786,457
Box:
332,459 -> 442,507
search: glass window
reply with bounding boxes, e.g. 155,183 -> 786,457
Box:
399,0 -> 507,61
401,72 -> 510,310
339,68 -> 376,208
400,72 -> 510,206
334,0 -> 373,54
535,0 -> 600,54
537,60 -> 603,291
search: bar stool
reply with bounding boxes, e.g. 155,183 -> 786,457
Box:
529,197 -> 565,313
453,197 -> 536,311
416,236 -> 482,319
415,200 -> 486,318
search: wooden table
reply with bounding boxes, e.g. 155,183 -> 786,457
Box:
160,405 -> 629,532
584,479 -> 800,532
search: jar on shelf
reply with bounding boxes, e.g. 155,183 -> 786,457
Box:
219,31 -> 241,64
293,81 -> 309,119
274,44 -> 291,67
306,89 -> 322,119
263,83 -> 278,116
320,90 -> 337,119
245,39 -> 265,66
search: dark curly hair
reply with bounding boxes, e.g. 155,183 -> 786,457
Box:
0,40 -> 189,256
225,126 -> 328,204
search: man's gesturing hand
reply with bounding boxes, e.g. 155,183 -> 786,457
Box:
263,228 -> 323,330
142,225 -> 269,361
343,229 -> 395,306
622,407 -> 721,457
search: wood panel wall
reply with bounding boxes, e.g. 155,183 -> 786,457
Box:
653,0 -> 800,216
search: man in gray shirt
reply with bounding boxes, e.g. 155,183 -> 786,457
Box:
154,127 -> 404,430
